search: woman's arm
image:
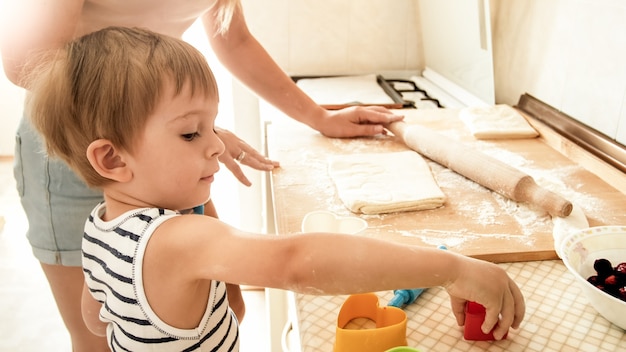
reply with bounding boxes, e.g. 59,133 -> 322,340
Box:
0,0 -> 84,86
202,5 -> 403,138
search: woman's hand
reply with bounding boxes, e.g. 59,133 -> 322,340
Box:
313,106 -> 404,138
215,127 -> 279,186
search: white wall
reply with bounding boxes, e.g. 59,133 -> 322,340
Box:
241,0 -> 423,76
491,0 -> 626,145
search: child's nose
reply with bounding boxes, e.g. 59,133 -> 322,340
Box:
207,136 -> 225,158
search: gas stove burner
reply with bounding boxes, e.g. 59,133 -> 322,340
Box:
379,77 -> 442,109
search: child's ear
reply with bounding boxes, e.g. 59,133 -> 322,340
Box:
86,139 -> 132,183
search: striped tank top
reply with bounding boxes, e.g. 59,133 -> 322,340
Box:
82,203 -> 239,351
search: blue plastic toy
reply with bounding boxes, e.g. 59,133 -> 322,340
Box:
388,288 -> 425,308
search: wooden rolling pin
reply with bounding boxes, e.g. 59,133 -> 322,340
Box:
387,121 -> 573,217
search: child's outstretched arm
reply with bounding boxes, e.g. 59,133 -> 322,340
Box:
155,216 -> 525,340
202,199 -> 246,323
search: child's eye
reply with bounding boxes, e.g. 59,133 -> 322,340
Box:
181,132 -> 200,141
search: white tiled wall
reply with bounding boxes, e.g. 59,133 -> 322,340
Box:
491,0 -> 626,145
241,0 -> 423,76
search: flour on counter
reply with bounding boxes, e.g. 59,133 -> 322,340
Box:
400,231 -> 473,248
396,228 -> 538,249
328,135 -> 393,153
492,193 -> 551,236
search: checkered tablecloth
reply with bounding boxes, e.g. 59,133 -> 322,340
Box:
292,260 -> 626,351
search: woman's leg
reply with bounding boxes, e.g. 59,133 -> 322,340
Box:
16,117 -> 106,350
40,263 -> 109,351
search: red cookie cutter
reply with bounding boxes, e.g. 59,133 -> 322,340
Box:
464,301 -> 508,341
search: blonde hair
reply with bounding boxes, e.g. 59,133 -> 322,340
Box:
26,26 -> 219,187
213,0 -> 241,34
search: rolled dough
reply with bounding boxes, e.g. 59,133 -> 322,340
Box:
459,104 -> 538,139
328,151 -> 446,215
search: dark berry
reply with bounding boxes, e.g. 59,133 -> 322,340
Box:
587,275 -> 600,285
615,262 -> 626,279
594,258 -> 614,277
605,275 -> 618,286
586,258 -> 626,300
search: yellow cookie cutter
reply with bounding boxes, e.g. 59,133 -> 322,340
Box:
334,293 -> 408,352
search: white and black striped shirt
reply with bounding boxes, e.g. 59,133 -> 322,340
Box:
83,203 -> 239,351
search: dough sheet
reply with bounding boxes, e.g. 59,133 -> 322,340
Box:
328,151 -> 446,215
459,104 -> 538,139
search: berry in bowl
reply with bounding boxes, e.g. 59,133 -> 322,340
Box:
560,226 -> 626,330
587,258 -> 626,302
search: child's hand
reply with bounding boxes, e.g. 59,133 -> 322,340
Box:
444,257 -> 525,340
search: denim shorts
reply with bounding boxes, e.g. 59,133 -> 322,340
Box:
14,117 -> 103,266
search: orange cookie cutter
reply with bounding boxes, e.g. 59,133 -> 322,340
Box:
334,293 -> 408,352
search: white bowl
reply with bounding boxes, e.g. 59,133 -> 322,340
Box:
560,226 -> 626,330
301,211 -> 368,234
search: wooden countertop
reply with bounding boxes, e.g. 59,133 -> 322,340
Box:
267,107 -> 626,263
